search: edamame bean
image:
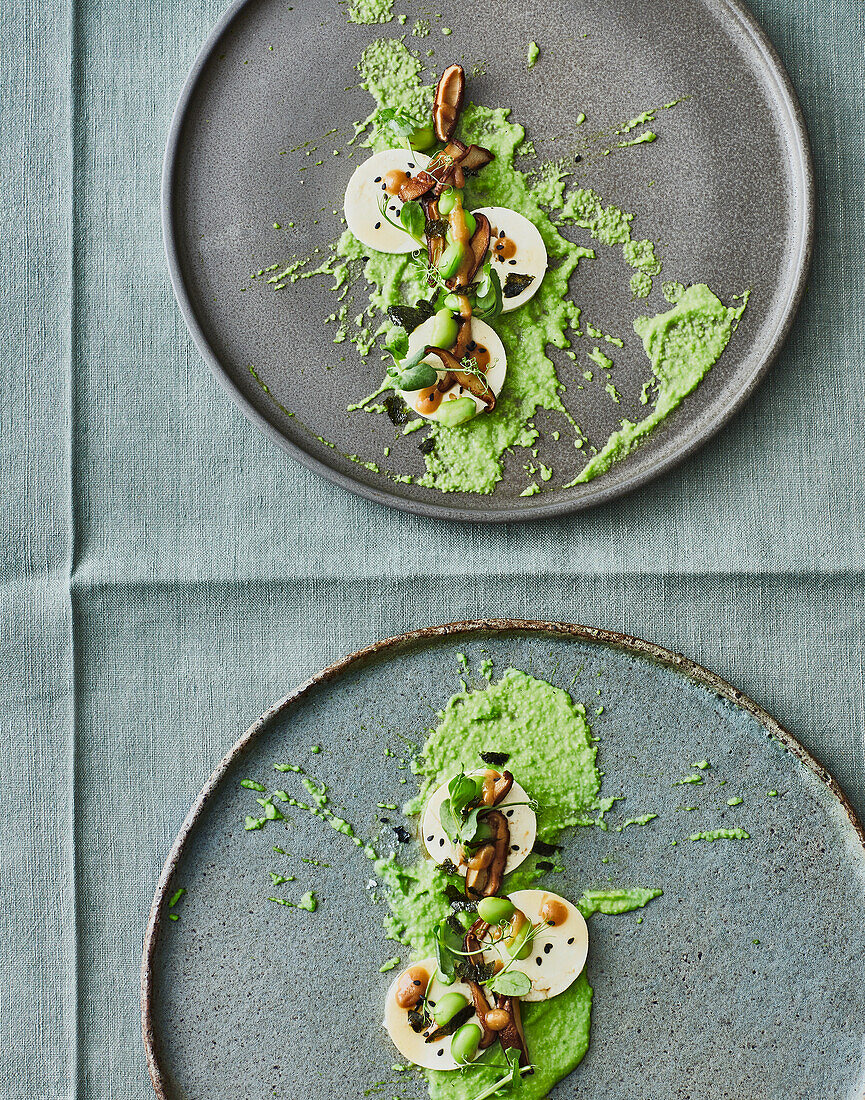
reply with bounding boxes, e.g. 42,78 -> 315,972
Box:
508,921 -> 533,960
436,396 -> 476,426
394,361 -> 438,391
426,308 -> 459,350
438,188 -> 463,216
477,896 -> 515,924
464,211 -> 477,236
410,126 -> 435,151
433,991 -> 469,1027
443,292 -> 463,311
438,240 -> 465,279
451,1022 -> 482,1064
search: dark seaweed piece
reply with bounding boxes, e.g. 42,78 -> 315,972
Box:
424,1003 -> 475,1043
479,750 -> 510,767
408,1007 -> 427,1033
418,438 -> 436,456
532,839 -> 561,857
503,272 -> 535,299
383,394 -> 409,425
455,959 -> 495,984
387,304 -> 427,331
425,218 -> 449,239
415,297 -> 436,320
393,825 -> 412,844
536,860 -> 555,872
446,913 -> 465,937
444,884 -> 478,912
441,858 -> 460,877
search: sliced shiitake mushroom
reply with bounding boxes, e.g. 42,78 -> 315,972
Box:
491,770 -> 514,806
424,345 -> 495,410
494,996 -> 532,1072
433,64 -> 466,142
460,144 -> 495,173
398,172 -> 435,203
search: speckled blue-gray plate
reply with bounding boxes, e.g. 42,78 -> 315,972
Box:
163,0 -> 813,521
142,622 -> 865,1100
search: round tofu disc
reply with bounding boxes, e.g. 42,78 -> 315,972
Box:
344,149 -> 430,254
482,889 -> 588,1002
382,957 -> 478,1070
472,206 -> 547,311
399,316 -> 508,422
421,772 -> 536,874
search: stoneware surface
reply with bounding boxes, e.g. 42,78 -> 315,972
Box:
142,622 -> 865,1100
163,0 -> 813,521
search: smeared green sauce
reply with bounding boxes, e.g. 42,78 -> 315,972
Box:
568,284 -> 750,483
254,38 -> 748,496
379,669 -> 661,1100
689,829 -> 750,843
347,0 -> 394,24
526,41 -> 540,69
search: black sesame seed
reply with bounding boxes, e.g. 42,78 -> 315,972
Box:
544,943 -> 553,954
381,184 -> 387,190
499,229 -> 505,237
437,1049 -> 444,1057
374,222 -> 381,230
511,844 -> 520,851
408,163 -> 415,169
535,956 -> 543,966
428,1000 -> 436,1007
575,155 -> 583,163
467,340 -> 477,351
509,259 -> 518,265
506,809 -> 515,818
426,835 -> 434,842
374,176 -> 382,182
413,979 -> 422,986
567,937 -> 575,945
439,838 -> 445,847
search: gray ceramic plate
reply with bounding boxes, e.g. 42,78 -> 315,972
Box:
142,621 -> 865,1100
163,0 -> 813,521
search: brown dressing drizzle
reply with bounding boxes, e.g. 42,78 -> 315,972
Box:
383,169 -> 410,196
491,226 -> 517,263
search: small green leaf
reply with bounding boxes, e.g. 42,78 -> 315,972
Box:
400,200 -> 426,242
487,969 -> 532,998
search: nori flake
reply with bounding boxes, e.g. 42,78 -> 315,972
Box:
441,858 -> 460,877
479,750 -> 510,766
444,884 -> 477,912
407,1006 -> 427,1033
418,438 -> 436,456
424,1003 -> 475,1042
393,825 -> 412,844
536,860 -> 555,871
503,272 -> 535,298
383,395 -> 409,425
425,219 -> 449,238
532,839 -> 561,857
455,959 -> 495,984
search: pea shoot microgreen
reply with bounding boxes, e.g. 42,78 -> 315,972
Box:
374,107 -> 430,151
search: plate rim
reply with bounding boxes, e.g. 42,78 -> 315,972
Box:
162,0 -> 815,523
140,618 -> 863,1099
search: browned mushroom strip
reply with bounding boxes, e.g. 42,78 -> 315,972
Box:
462,213 -> 491,286
398,173 -> 436,203
495,996 -> 532,1072
424,346 -> 495,410
433,64 -> 466,142
462,926 -> 497,1048
492,770 -> 514,806
464,809 -> 509,896
460,144 -> 495,173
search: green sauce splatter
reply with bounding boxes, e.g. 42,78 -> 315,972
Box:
527,41 -> 540,69
255,38 -> 749,498
689,829 -> 750,842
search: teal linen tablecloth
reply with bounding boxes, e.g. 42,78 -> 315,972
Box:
3,0 -> 865,1094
